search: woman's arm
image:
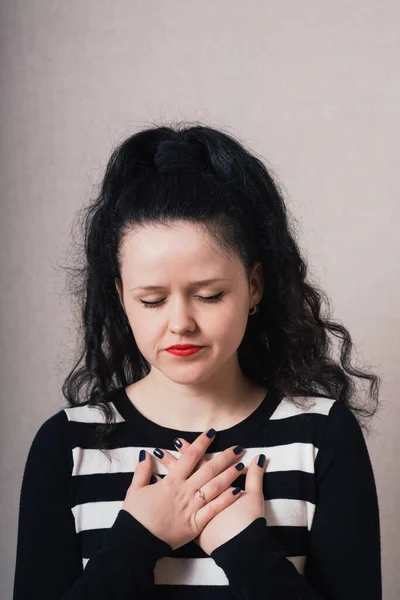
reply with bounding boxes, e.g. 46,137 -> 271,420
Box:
211,401 -> 382,599
13,411 -> 171,599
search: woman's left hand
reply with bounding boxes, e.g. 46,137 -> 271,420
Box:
151,438 -> 267,555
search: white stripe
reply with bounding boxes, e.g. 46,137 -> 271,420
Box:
288,554 -> 306,574
71,441 -> 318,477
72,496 -> 315,536
72,500 -> 124,532
63,402 -> 125,423
155,556 -> 230,585
266,498 -> 317,530
82,552 -> 306,582
155,552 -> 306,585
271,396 -> 335,420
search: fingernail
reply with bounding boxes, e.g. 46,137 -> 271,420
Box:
232,487 -> 241,495
139,449 -> 146,462
257,454 -> 266,467
173,438 -> 183,448
153,448 -> 164,458
235,462 -> 244,471
206,428 -> 216,438
233,445 -> 243,455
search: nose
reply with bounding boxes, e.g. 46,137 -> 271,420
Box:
168,297 -> 196,334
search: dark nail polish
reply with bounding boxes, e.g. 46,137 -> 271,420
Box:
207,428 -> 216,438
235,462 -> 244,471
232,487 -> 241,495
150,475 -> 157,484
153,448 -> 164,458
173,438 -> 183,448
257,454 -> 266,467
139,449 -> 146,462
233,445 -> 243,455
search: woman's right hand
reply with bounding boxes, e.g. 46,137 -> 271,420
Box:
121,429 -> 245,551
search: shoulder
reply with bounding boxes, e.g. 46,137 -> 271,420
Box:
310,399 -> 372,479
21,409 -> 74,485
29,409 -> 70,452
23,391 -> 123,473
274,394 -> 361,437
318,398 -> 365,448
62,392 -> 125,425
271,394 -> 366,461
27,388 -> 123,460
271,394 -> 337,421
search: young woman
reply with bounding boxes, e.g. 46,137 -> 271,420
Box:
13,123 -> 382,599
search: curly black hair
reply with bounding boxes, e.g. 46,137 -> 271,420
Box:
60,121 -> 381,458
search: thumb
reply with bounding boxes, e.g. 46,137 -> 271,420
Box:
130,449 -> 154,490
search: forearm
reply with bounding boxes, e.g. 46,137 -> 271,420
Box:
211,517 -> 325,599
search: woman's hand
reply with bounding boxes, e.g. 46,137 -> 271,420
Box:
122,429 -> 246,551
153,437 -> 267,555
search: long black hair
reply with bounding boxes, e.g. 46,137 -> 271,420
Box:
61,121 -> 381,456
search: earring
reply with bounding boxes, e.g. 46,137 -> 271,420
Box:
249,305 -> 258,315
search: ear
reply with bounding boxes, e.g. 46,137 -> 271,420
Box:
249,261 -> 264,305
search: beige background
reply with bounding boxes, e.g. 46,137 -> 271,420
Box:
1,1 -> 399,598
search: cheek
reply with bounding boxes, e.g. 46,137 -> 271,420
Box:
125,308 -> 157,351
211,305 -> 249,346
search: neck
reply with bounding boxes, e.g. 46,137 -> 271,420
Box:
128,357 -> 265,432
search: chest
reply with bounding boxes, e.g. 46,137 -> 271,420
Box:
70,441 -> 317,581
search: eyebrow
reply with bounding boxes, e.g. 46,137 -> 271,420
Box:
130,278 -> 230,292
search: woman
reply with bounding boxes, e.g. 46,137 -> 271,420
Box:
13,123 -> 382,599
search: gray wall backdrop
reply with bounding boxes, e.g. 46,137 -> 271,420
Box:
1,1 -> 399,598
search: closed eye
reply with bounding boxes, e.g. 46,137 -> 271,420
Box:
140,292 -> 224,309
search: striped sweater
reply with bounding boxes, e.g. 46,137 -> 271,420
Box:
13,386 -> 382,599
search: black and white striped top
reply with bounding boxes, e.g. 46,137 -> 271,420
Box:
13,386 -> 382,599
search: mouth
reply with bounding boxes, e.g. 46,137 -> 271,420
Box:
166,345 -> 204,350
166,346 -> 205,356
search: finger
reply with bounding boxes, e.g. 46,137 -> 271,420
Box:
194,485 -> 243,531
244,453 -> 267,493
174,438 -> 246,500
190,458 -> 246,513
189,443 -> 245,491
130,449 -> 154,490
153,438 -> 212,479
172,429 -> 217,480
152,446 -> 180,473
173,437 -> 210,472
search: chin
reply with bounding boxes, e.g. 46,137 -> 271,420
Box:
161,360 -> 219,385
165,370 -> 211,386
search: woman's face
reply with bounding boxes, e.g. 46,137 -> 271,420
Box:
115,221 -> 263,386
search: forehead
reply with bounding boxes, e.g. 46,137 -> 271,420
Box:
119,221 -> 239,279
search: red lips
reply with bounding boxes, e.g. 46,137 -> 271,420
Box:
166,346 -> 205,356
166,344 -> 203,350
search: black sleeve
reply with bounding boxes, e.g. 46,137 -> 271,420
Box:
210,401 -> 382,599
13,410 -> 171,600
